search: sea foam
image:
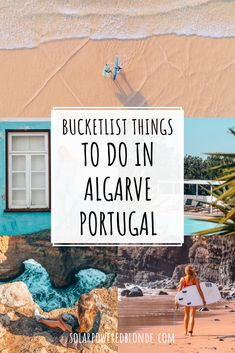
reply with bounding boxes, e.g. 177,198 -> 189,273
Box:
0,1 -> 234,49
0,260 -> 107,311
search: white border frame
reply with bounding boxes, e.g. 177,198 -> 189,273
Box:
51,106 -> 184,247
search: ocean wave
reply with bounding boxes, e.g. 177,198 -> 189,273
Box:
0,260 -> 107,311
0,0 -> 235,49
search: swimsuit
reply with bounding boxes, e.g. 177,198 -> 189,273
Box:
62,314 -> 79,332
62,311 -> 101,338
182,276 -> 196,288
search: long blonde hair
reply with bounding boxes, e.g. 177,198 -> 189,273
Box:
184,265 -> 196,284
76,294 -> 98,333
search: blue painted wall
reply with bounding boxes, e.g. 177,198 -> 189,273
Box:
0,121 -> 51,235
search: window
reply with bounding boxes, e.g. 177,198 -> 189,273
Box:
6,131 -> 50,211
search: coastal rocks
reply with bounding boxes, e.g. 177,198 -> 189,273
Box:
101,273 -> 117,289
147,278 -> 177,289
0,282 -> 38,316
219,287 -> 235,301
90,287 -> 118,353
158,290 -> 168,295
220,291 -> 230,299
0,282 -> 118,353
229,290 -> 235,298
134,271 -> 160,284
226,296 -> 234,301
127,287 -> 143,297
121,287 -> 143,297
117,237 -> 192,285
171,264 -> 187,282
0,231 -> 117,287
118,235 -> 235,287
121,289 -> 130,297
199,307 -> 209,311
188,235 -> 235,285
0,323 -> 6,339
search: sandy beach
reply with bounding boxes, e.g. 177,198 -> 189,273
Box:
0,35 -> 235,117
119,294 -> 235,353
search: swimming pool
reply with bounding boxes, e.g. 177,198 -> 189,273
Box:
184,217 -> 217,235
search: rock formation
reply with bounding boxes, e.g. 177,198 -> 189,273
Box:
118,235 -> 235,286
117,237 -> 192,284
189,234 -> 235,285
0,282 -> 117,353
0,231 -> 117,287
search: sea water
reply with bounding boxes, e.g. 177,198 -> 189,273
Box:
0,259 -> 107,312
0,0 -> 235,49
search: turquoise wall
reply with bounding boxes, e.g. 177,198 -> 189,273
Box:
0,121 -> 51,235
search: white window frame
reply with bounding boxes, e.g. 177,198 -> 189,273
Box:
7,131 -> 50,210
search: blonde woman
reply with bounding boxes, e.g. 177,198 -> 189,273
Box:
35,293 -> 100,344
176,265 -> 206,336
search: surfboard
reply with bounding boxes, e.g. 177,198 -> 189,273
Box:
175,282 -> 221,307
113,55 -> 118,80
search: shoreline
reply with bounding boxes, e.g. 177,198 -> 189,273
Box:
2,33 -> 235,52
0,35 -> 235,117
119,294 -> 235,353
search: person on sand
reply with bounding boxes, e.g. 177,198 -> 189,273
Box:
175,265 -> 206,337
35,293 -> 101,348
103,63 -> 112,76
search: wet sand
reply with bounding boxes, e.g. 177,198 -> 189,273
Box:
119,294 -> 235,353
0,35 -> 235,117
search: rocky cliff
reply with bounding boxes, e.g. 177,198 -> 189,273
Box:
0,282 -> 117,353
0,231 -> 117,287
118,235 -> 235,286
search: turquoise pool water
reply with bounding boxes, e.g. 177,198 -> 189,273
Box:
184,217 -> 217,235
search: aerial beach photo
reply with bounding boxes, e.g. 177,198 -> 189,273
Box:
0,0 -> 235,117
0,1 -> 235,353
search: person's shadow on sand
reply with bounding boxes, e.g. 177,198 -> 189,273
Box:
114,72 -> 148,107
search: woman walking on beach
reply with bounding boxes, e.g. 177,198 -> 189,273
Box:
176,265 -> 206,336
